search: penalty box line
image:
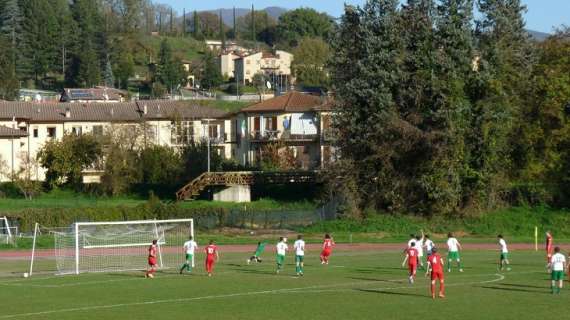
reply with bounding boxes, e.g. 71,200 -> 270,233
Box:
0,272 -> 518,319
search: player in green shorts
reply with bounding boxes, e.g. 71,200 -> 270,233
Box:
548,247 -> 567,294
293,235 -> 306,276
275,237 -> 288,274
180,236 -> 198,274
247,241 -> 267,264
497,235 -> 511,271
446,233 -> 463,272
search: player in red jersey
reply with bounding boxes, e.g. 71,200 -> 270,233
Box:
204,240 -> 219,277
426,247 -> 445,299
402,242 -> 418,284
546,231 -> 553,264
320,234 -> 335,265
145,239 -> 158,278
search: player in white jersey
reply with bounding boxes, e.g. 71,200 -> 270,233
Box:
293,235 -> 306,276
446,233 -> 463,272
407,234 -> 416,248
497,235 -> 511,271
424,234 -> 435,256
180,236 -> 198,274
548,247 -> 567,294
415,231 -> 425,270
275,237 -> 289,274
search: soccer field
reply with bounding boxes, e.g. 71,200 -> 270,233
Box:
0,248 -> 565,320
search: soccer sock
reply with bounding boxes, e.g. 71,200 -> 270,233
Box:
552,285 -> 556,294
458,261 -> 462,269
431,283 -> 435,296
440,281 -> 445,295
180,263 -> 187,272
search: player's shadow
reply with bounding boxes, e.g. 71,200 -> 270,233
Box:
349,277 -> 405,284
234,268 -> 276,275
479,286 -> 546,294
499,283 -> 545,289
355,288 -> 427,298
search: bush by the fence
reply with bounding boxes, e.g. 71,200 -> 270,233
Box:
6,200 -> 319,232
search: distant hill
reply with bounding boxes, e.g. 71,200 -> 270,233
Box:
200,7 -> 288,27
527,29 -> 550,42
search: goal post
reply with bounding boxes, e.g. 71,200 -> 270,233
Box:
0,216 -> 14,245
53,219 -> 194,275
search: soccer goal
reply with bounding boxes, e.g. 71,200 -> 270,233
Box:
48,219 -> 194,275
0,216 -> 15,245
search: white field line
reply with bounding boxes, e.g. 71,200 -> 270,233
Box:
0,272 -> 521,319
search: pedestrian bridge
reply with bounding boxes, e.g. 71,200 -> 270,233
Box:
175,171 -> 319,202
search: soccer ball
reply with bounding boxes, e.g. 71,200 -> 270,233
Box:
23,273 -> 29,278
148,273 -> 154,278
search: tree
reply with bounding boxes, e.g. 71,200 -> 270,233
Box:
113,50 -> 134,89
277,8 -> 334,47
0,0 -> 22,73
103,55 -> 115,87
66,0 -> 104,87
37,134 -> 103,188
138,145 -> 183,188
470,0 -> 535,208
291,37 -> 331,88
0,34 -> 19,100
236,10 -> 276,42
330,1 -> 403,213
259,142 -> 298,171
155,39 -> 186,93
198,51 -> 222,90
10,152 -> 42,200
514,28 -> 570,206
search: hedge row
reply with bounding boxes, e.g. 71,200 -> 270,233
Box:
6,200 -> 318,232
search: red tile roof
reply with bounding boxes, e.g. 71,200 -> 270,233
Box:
240,91 -> 330,113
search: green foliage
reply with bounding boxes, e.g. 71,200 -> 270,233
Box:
330,0 -> 542,215
291,37 -> 331,88
301,207 -> 570,237
276,8 -> 334,47
155,39 -> 187,93
0,34 -> 19,100
37,134 -> 102,189
198,51 -> 223,90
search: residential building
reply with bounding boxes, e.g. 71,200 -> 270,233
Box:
60,87 -> 128,103
234,50 -> 293,85
233,91 -> 335,170
0,100 -> 230,182
205,40 -> 242,52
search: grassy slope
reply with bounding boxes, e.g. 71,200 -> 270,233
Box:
0,250 -> 562,320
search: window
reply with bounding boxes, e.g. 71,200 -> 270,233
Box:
33,128 -> 38,138
208,124 -> 219,139
171,121 -> 194,145
92,125 -> 103,137
265,117 -> 277,131
47,127 -> 56,138
71,126 -> 82,136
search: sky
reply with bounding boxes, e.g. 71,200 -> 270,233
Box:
161,0 -> 569,33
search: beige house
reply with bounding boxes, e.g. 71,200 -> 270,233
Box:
0,101 -> 231,182
233,91 -> 335,170
234,50 -> 293,85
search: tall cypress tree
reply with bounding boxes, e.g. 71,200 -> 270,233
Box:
330,0 -> 403,213
219,9 -> 225,49
0,0 -> 22,75
0,34 -> 19,100
233,7 -> 237,40
251,4 -> 255,41
193,10 -> 200,39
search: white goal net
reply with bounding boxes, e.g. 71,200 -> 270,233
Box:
52,219 -> 194,275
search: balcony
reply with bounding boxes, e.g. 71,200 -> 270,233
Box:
250,130 -> 280,142
280,130 -> 319,142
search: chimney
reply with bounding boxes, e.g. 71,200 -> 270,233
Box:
65,108 -> 71,118
110,108 -> 114,117
143,104 -> 148,115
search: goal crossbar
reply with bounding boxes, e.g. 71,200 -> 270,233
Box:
83,241 -> 167,249
75,219 -> 193,226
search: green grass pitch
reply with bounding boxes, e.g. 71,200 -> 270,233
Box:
0,249 -> 565,320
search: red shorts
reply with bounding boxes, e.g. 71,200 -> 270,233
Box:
321,249 -> 332,257
206,257 -> 216,272
408,264 -> 417,275
148,257 -> 157,266
431,270 -> 444,280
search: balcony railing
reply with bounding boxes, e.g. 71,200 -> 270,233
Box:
250,130 -> 280,141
